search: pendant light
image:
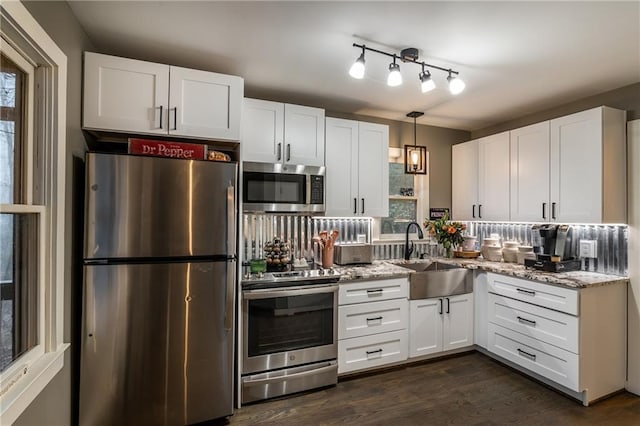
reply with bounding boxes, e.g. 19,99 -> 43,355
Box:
404,111 -> 427,174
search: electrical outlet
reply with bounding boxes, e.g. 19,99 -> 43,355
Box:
579,240 -> 597,258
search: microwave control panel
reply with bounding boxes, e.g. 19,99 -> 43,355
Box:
310,175 -> 324,204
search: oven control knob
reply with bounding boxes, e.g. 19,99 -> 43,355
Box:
289,355 -> 296,361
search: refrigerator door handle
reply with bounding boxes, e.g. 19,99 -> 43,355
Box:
227,184 -> 236,256
85,278 -> 96,349
224,184 -> 236,332
224,260 -> 236,332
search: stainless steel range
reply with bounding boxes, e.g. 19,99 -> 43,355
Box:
241,268 -> 340,403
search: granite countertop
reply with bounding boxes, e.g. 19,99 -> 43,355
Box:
333,261 -> 410,282
337,258 -> 628,289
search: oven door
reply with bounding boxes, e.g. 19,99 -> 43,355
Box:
242,284 -> 338,374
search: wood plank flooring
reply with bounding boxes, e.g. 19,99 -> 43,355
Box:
226,352 -> 640,425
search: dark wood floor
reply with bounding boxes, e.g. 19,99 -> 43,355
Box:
228,352 -> 640,425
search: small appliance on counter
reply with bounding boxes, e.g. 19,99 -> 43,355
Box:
525,224 -> 581,272
333,243 -> 373,265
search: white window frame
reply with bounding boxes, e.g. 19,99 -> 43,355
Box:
373,147 -> 429,241
0,1 -> 67,424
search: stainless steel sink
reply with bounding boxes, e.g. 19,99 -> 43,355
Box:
398,261 -> 473,299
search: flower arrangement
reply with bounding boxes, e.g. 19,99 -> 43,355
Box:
423,212 -> 466,256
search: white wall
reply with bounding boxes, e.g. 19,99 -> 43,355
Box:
627,119 -> 640,395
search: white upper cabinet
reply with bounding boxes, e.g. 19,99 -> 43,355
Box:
83,52 -> 243,141
457,106 -> 626,224
241,98 -> 325,167
357,122 -> 389,217
478,132 -> 510,221
241,98 -> 284,163
325,118 -> 359,216
83,52 -> 169,135
550,107 -> 626,223
325,118 -> 389,217
510,122 -> 551,222
169,66 -> 242,140
451,140 -> 479,221
452,133 -> 510,221
284,104 -> 325,166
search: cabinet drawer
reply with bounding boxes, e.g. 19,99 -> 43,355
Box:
338,329 -> 408,374
488,293 -> 579,353
487,273 -> 578,315
488,323 -> 579,391
339,278 -> 408,305
339,299 -> 408,340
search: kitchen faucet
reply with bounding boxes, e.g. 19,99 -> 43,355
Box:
404,222 -> 424,260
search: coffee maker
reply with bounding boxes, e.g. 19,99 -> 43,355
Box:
527,224 -> 580,272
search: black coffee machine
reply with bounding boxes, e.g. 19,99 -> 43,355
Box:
528,224 -> 580,272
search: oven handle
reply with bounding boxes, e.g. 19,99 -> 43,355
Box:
242,362 -> 337,386
243,284 -> 339,299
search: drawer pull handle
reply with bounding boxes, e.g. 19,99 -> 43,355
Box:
366,349 -> 383,355
517,316 -> 537,326
366,316 -> 383,322
366,289 -> 383,294
516,288 -> 536,296
517,348 -> 537,361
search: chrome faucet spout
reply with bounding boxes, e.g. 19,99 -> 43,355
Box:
405,222 -> 424,260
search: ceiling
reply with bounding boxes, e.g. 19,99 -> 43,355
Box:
66,1 -> 640,131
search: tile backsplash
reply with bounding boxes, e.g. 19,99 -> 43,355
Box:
242,215 -> 628,276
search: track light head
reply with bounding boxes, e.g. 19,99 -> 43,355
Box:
387,59 -> 402,87
419,70 -> 435,93
447,71 -> 465,95
349,49 -> 366,79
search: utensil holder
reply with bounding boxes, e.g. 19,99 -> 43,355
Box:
322,246 -> 334,269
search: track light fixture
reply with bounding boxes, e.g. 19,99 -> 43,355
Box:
348,43 -> 465,95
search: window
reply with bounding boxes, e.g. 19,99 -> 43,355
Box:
376,148 -> 428,239
0,2 -> 67,423
1,51 -> 39,373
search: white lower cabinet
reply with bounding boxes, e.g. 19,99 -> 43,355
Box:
338,279 -> 408,374
484,272 -> 627,405
409,293 -> 474,358
338,330 -> 408,374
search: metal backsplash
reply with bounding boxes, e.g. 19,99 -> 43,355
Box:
463,222 -> 628,276
242,215 -> 628,276
242,215 -> 372,262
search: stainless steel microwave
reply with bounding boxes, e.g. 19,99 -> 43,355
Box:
242,162 -> 325,213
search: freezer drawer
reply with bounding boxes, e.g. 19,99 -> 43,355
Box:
84,152 -> 237,259
79,261 -> 235,424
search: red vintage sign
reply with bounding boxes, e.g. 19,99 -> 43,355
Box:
128,138 -> 206,160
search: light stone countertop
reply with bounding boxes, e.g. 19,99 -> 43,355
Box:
335,258 -> 628,289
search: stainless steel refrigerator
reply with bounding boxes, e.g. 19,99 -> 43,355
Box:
79,152 -> 237,425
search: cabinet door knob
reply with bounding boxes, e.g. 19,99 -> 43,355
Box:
439,298 -> 443,315
478,204 -> 482,219
286,144 -> 291,162
542,202 -> 547,220
361,198 -> 365,214
552,202 -> 557,220
277,143 -> 282,161
472,204 -> 476,218
158,105 -> 164,129
354,198 -> 357,214
446,297 -> 450,313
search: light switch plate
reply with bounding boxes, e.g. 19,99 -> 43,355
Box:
579,240 -> 597,258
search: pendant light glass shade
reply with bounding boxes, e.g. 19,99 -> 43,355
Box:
387,61 -> 402,87
447,73 -> 466,95
349,53 -> 365,79
419,70 -> 435,93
